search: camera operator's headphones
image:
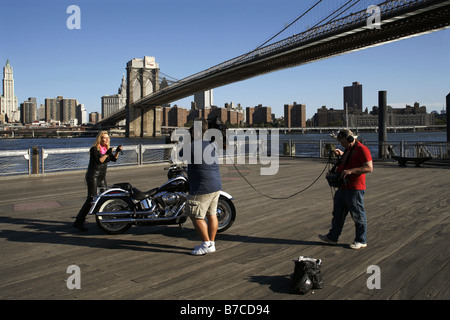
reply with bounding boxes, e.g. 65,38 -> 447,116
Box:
337,129 -> 355,143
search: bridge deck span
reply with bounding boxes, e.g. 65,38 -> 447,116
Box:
0,158 -> 448,301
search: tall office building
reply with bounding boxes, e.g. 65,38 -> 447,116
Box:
102,74 -> 127,118
194,89 -> 213,109
343,81 -> 363,113
1,59 -> 19,122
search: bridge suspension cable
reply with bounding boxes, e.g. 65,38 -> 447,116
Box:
254,0 -> 325,52
312,0 -> 361,28
159,71 -> 181,83
236,0 -> 372,64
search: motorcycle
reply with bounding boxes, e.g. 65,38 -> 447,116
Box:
88,163 -> 236,234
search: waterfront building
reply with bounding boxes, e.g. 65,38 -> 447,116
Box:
61,98 -> 78,124
284,102 -> 306,127
188,105 -> 213,123
314,102 -> 435,127
246,104 -> 272,126
161,105 -> 189,127
312,106 -> 345,127
225,102 -> 245,125
20,97 -> 37,124
45,98 -> 59,123
44,96 -> 82,125
38,104 -> 45,121
1,59 -> 19,122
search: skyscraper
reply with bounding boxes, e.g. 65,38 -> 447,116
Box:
1,59 -> 19,122
343,82 -> 363,113
194,90 -> 213,109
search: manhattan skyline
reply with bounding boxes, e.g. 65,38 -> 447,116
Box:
1,0 -> 449,121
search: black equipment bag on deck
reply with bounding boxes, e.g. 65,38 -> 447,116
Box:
290,256 -> 323,294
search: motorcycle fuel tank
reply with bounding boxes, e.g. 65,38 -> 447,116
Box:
158,176 -> 188,193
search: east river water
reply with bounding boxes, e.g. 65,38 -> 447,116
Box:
0,131 -> 446,151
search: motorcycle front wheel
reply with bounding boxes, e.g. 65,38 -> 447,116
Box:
95,198 -> 132,234
216,196 -> 236,233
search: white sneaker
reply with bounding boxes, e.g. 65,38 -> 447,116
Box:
191,242 -> 216,255
349,242 -> 367,249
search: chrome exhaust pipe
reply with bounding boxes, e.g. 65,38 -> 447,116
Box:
97,215 -> 184,223
94,210 -> 147,216
96,202 -> 186,223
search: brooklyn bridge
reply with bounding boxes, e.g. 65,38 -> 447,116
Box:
93,0 -> 450,137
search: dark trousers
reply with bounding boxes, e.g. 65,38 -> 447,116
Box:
74,171 -> 106,225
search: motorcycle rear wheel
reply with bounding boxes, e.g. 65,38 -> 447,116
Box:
216,197 -> 236,233
95,198 -> 132,234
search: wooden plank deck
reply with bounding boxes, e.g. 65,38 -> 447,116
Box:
0,158 -> 448,302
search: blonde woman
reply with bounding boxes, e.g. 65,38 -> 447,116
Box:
73,131 -> 123,231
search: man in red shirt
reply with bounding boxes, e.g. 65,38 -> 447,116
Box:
319,129 -> 373,249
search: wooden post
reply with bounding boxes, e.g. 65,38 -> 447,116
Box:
32,146 -> 39,174
446,93 -> 449,142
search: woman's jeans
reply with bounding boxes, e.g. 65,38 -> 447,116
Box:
327,189 -> 367,243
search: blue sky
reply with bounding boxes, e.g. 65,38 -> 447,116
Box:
1,0 -> 449,120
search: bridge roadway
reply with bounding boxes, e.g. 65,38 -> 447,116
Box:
0,158 -> 448,302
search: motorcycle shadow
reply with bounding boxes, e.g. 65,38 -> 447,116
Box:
0,215 -> 200,255
70,223 -> 201,254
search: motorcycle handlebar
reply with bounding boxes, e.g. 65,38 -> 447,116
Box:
164,164 -> 187,170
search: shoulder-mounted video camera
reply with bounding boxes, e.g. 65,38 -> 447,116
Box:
325,152 -> 347,188
326,171 -> 346,188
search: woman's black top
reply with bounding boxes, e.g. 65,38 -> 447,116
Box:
85,146 -> 117,197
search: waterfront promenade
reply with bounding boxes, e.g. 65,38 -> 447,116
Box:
0,158 -> 448,300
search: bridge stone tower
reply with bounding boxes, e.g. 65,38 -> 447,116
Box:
125,56 -> 161,137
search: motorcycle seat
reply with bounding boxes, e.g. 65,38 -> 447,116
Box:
113,182 -> 133,191
131,187 -> 158,200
